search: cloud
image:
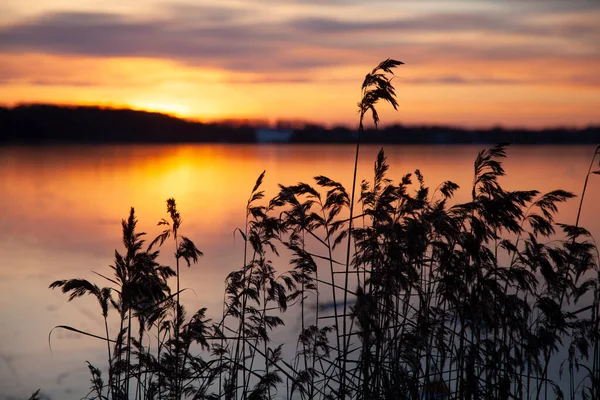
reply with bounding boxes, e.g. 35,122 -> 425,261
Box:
226,76 -> 314,84
0,10 -> 312,71
402,73 -> 600,88
289,11 -> 600,46
289,13 -> 510,34
29,79 -> 99,87
0,56 -> 117,87
0,3 -> 598,81
567,74 -> 600,88
403,75 -> 535,85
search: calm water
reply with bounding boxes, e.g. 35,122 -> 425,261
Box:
0,144 -> 598,399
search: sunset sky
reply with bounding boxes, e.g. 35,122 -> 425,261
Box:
0,0 -> 598,127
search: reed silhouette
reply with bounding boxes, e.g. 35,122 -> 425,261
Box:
43,60 -> 600,400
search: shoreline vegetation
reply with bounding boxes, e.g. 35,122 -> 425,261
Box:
1,104 -> 599,145
31,60 -> 600,399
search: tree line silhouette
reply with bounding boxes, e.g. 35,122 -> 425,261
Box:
1,104 -> 599,145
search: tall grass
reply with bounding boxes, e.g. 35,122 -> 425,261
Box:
44,60 -> 600,400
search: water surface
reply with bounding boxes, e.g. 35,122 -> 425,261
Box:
0,144 -> 598,399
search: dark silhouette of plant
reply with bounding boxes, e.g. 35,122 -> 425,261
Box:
340,58 -> 403,394
149,198 -> 203,399
50,208 -> 175,399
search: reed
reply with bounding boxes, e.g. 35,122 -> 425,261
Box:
43,60 -> 600,400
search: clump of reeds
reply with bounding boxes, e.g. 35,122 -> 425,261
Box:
45,60 -> 600,400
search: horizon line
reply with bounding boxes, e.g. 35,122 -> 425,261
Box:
2,101 -> 599,131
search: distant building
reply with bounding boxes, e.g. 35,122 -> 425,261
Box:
255,127 -> 293,143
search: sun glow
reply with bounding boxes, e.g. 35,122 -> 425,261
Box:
129,101 -> 191,118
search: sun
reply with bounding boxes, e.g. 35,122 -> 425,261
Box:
129,100 -> 191,118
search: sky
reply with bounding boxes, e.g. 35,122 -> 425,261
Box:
0,0 -> 599,127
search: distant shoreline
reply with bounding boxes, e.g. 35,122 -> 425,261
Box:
1,104 -> 599,145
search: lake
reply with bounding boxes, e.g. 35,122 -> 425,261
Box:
0,143 -> 598,399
